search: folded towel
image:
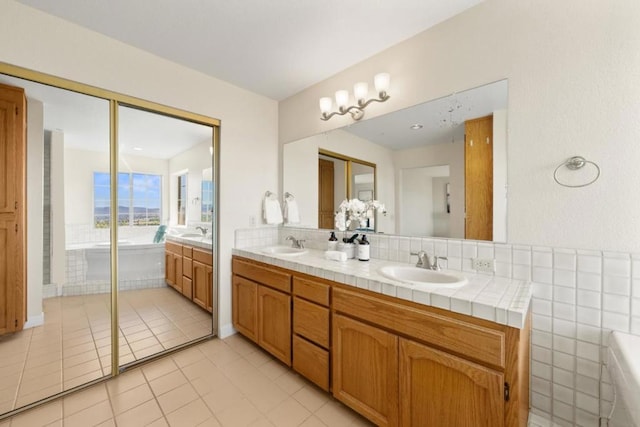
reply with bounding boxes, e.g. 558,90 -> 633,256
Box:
284,199 -> 300,224
263,195 -> 283,225
325,250 -> 347,262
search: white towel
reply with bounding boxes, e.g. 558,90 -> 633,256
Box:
284,199 -> 300,224
324,250 -> 347,262
263,196 -> 283,225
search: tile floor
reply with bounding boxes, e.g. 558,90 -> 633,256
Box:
0,287 -> 212,414
1,334 -> 373,427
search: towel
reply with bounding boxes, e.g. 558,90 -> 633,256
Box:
263,195 -> 283,225
324,250 -> 347,262
284,199 -> 300,224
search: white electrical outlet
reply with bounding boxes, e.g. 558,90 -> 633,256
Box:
472,258 -> 495,273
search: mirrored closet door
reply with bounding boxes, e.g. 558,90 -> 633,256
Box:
0,66 -> 219,418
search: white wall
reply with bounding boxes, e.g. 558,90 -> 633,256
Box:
50,130 -> 65,288
168,141 -> 212,226
279,0 -> 640,253
0,0 -> 279,336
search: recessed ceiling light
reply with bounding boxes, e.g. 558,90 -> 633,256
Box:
133,147 -> 143,151
410,124 -> 423,130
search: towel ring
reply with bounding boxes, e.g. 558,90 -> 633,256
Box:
553,156 -> 600,188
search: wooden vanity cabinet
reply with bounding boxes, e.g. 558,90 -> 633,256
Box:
193,248 -> 213,313
332,286 -> 529,427
165,241 -> 183,293
232,258 -> 292,365
292,276 -> 331,391
165,241 -> 213,312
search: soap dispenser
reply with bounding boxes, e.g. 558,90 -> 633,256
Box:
328,231 -> 338,251
358,235 -> 370,261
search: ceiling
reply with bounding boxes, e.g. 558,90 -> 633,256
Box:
16,0 -> 484,100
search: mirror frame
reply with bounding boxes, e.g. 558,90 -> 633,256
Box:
0,61 -> 221,418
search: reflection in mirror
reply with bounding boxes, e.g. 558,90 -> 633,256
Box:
201,168 -> 213,222
0,74 -> 111,412
0,71 -> 217,416
117,105 -> 213,367
283,79 -> 508,242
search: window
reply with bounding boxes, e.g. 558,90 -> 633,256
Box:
94,172 -> 162,228
201,181 -> 213,222
177,173 -> 187,225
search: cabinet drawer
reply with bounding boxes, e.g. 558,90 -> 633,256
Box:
182,246 -> 193,258
333,287 -> 506,368
233,258 -> 291,293
182,277 -> 192,299
293,277 -> 330,306
193,248 -> 213,266
165,241 -> 182,255
183,257 -> 192,279
294,297 -> 329,348
293,335 -> 329,391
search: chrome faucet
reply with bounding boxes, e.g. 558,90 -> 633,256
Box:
411,251 -> 448,270
196,226 -> 208,236
285,235 -> 305,249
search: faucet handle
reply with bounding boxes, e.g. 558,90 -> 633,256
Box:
432,256 -> 448,271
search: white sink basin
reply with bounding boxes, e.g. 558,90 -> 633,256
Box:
260,246 -> 307,256
378,265 -> 467,289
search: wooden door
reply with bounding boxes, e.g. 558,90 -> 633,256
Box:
258,285 -> 291,365
192,260 -> 208,311
318,158 -> 335,229
465,115 -> 493,241
232,275 -> 258,341
399,338 -> 504,427
332,313 -> 399,426
0,83 -> 26,335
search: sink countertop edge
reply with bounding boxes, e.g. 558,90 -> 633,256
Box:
232,247 -> 532,329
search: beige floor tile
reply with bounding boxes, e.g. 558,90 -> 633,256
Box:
63,358 -> 102,381
157,382 -> 199,414
94,418 -> 116,427
115,399 -> 163,427
146,417 -> 170,427
258,359 -> 289,381
314,400 -> 360,426
63,369 -> 104,390
267,396 -> 311,427
64,341 -> 97,357
297,415 -> 328,427
63,400 -> 113,427
171,346 -> 206,368
165,397 -> 213,427
149,369 -> 188,396
292,385 -> 331,413
15,384 -> 62,408
244,381 -> 290,414
214,398 -> 262,427
63,383 -> 108,417
110,382 -> 154,415
18,371 -> 62,394
244,348 -> 272,367
63,348 -> 100,369
142,356 -> 179,382
128,336 -> 161,353
106,369 -> 146,397
9,400 -> 62,427
180,358 -> 220,381
247,419 -> 275,427
201,379 -> 244,414
224,335 -> 259,357
133,343 -> 165,359
274,371 -> 307,395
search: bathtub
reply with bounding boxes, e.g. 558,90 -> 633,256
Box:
607,331 -> 640,427
85,242 -> 165,281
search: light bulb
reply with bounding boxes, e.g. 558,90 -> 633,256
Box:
335,90 -> 349,108
374,73 -> 390,95
319,97 -> 332,114
354,82 -> 369,103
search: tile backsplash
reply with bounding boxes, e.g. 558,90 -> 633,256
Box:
235,226 -> 640,427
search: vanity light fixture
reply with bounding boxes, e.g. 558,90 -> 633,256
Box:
319,73 -> 390,121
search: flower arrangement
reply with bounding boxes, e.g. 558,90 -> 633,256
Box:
335,198 -> 386,231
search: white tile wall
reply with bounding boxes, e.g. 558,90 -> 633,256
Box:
236,226 -> 640,426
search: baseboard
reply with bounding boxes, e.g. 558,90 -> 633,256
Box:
218,323 -> 237,339
24,312 -> 44,329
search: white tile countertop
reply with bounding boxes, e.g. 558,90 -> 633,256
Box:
233,246 -> 532,329
166,235 -> 213,250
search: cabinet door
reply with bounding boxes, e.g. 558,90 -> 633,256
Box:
192,260 -> 208,311
174,253 -> 183,292
232,275 -> 258,342
0,217 -> 17,335
332,314 -> 398,427
399,338 -> 504,427
258,285 -> 291,366
205,264 -> 213,313
165,251 -> 175,287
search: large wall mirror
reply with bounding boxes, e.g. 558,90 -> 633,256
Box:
0,68 -> 219,417
283,79 -> 508,242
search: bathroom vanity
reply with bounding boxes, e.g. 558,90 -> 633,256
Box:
232,248 -> 531,427
165,236 -> 213,312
